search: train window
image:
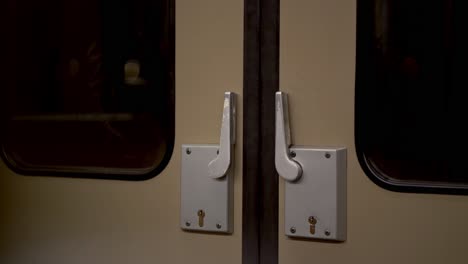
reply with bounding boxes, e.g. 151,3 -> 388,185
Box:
0,0 -> 174,180
356,0 -> 468,193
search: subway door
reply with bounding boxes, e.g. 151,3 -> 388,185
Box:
0,0 -> 243,263
279,0 -> 468,263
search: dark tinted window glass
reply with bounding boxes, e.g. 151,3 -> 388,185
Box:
0,0 -> 174,179
356,0 -> 468,192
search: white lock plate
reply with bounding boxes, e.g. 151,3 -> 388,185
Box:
285,147 -> 347,241
181,145 -> 233,233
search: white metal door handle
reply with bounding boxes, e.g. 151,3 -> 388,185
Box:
181,92 -> 236,234
208,92 -> 236,179
274,91 -> 347,241
275,92 -> 303,182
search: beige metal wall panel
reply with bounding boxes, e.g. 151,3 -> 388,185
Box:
0,0 -> 243,263
280,1 -> 468,263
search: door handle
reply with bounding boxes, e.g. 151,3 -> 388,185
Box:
274,91 -> 347,241
181,92 -> 237,234
208,92 -> 236,179
275,92 -> 302,182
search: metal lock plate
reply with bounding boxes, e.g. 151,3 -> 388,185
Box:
285,147 -> 347,241
180,145 -> 234,233
275,92 -> 347,242
181,92 -> 236,234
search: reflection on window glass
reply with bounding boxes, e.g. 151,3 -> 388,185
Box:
356,0 -> 468,190
0,0 -> 174,178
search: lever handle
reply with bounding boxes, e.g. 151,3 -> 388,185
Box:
208,92 -> 237,179
275,92 -> 302,182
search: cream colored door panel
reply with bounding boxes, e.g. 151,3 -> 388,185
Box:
280,0 -> 468,263
0,0 -> 243,263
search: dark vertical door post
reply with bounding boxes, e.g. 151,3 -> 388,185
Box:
243,0 -> 279,263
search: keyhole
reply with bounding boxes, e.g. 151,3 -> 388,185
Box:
308,216 -> 317,235
198,210 -> 206,227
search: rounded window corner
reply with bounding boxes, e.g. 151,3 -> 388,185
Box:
2,0 -> 175,181
356,0 -> 468,196
355,142 -> 468,196
0,135 -> 175,181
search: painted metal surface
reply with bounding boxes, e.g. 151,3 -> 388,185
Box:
280,0 -> 468,263
275,92 -> 346,241
208,92 -> 237,179
275,92 -> 303,182
181,145 -> 234,233
284,147 -> 346,241
0,0 -> 243,263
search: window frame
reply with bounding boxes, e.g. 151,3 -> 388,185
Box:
0,0 -> 175,181
355,0 -> 468,195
